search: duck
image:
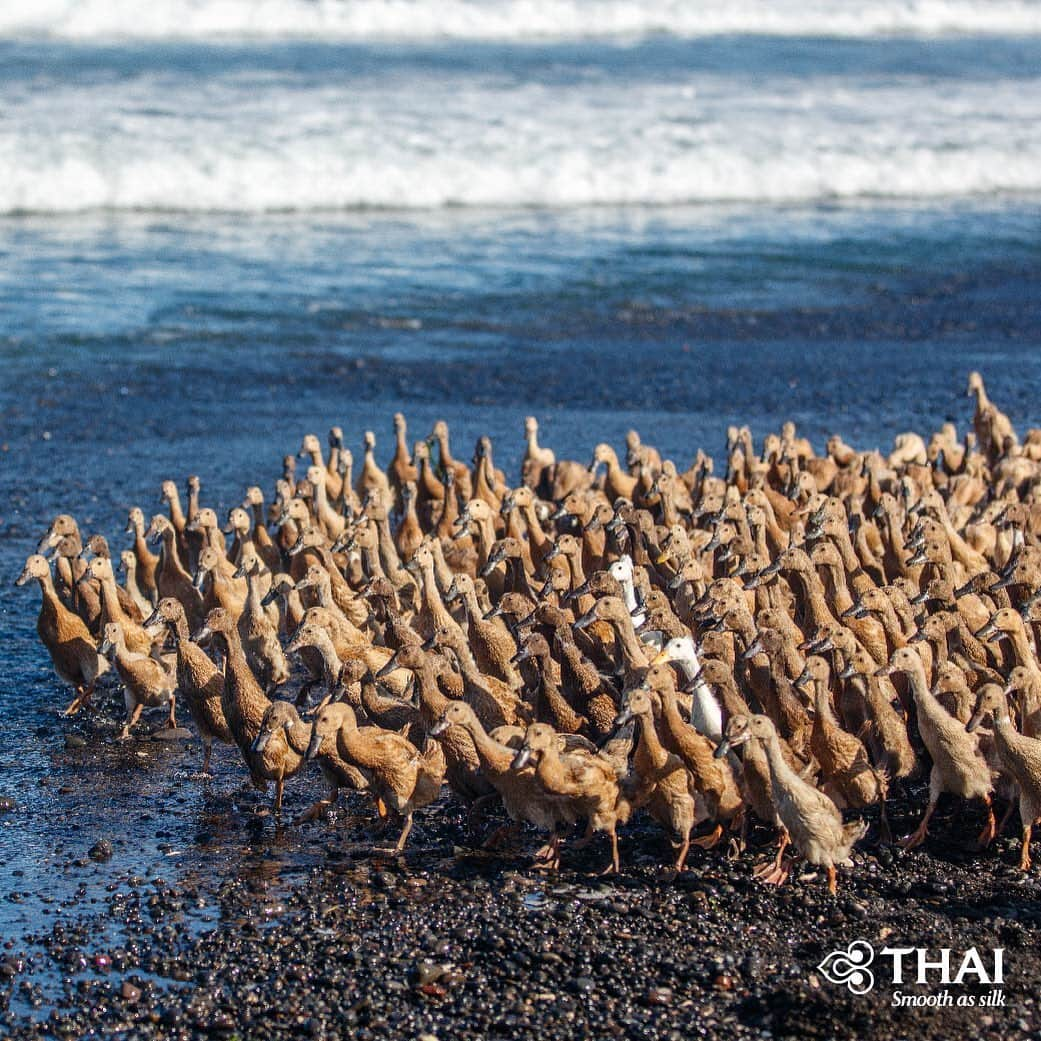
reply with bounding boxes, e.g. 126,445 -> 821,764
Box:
879,646 -> 995,850
512,721 -> 625,872
98,621 -> 177,739
615,686 -> 696,875
144,597 -> 231,774
249,701 -> 313,813
968,684 -> 1041,870
193,607 -> 284,806
431,700 -> 570,858
16,553 -> 109,715
325,703 -> 446,853
651,634 -> 723,741
300,701 -> 372,821
640,664 -> 743,849
233,550 -> 290,693
715,714 -> 866,894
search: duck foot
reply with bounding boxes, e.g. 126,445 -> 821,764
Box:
899,824 -> 928,851
692,824 -> 724,850
754,857 -> 793,887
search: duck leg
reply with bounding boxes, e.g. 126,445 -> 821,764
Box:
393,812 -> 414,854
297,785 -> 339,824
753,827 -> 790,882
166,694 -> 177,729
692,823 -> 724,850
976,794 -> 997,849
273,778 -> 285,813
533,833 -> 562,871
1020,821 -> 1033,872
120,702 -> 145,741
900,770 -> 941,850
64,684 -> 94,716
200,739 -> 214,777
827,864 -> 838,895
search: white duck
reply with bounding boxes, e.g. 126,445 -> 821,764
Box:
652,634 -> 724,742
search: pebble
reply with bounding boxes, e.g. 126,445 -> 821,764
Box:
151,727 -> 193,742
64,734 -> 87,750
120,981 -> 141,1003
89,840 -> 114,862
0,797 -> 15,813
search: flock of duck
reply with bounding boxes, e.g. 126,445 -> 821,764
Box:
17,373 -> 1041,893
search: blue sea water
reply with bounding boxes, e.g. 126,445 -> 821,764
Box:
1,1 -> 1041,1013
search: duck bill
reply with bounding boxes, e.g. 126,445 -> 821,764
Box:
429,719 -> 450,737
613,707 -> 634,727
965,708 -> 986,733
712,736 -> 732,759
192,571 -> 206,593
305,731 -> 323,762
251,730 -> 272,754
511,746 -> 532,770
192,625 -> 212,644
260,588 -> 279,608
511,647 -> 533,666
573,606 -> 597,630
14,567 -> 32,587
375,655 -> 399,680
143,608 -> 162,629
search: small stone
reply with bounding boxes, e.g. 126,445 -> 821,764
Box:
120,981 -> 142,1003
646,986 -> 673,1006
1,957 -> 21,978
0,797 -> 14,812
151,727 -> 193,742
415,961 -> 444,986
713,974 -> 734,991
570,976 -> 595,994
64,734 -> 87,750
89,840 -> 114,862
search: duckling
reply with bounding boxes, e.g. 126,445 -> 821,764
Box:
144,597 -> 231,775
880,646 -> 995,850
99,622 -> 177,740
16,554 -> 108,715
716,714 -> 866,894
329,704 -> 446,853
968,684 -> 1041,870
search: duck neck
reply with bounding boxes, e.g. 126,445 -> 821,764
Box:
634,707 -> 668,770
458,714 -> 512,774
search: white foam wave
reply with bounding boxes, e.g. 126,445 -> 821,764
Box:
2,69 -> 1040,214
3,0 -> 1041,43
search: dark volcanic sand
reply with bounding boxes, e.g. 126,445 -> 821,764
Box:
1,689 -> 1040,1041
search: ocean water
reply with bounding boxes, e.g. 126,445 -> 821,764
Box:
2,0 -> 1041,1010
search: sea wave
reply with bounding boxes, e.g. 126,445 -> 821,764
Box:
3,0 -> 1041,43
4,142 -> 1040,215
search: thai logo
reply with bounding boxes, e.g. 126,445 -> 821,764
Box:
817,940 -> 876,994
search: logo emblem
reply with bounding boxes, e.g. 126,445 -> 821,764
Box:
818,940 -> 875,994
